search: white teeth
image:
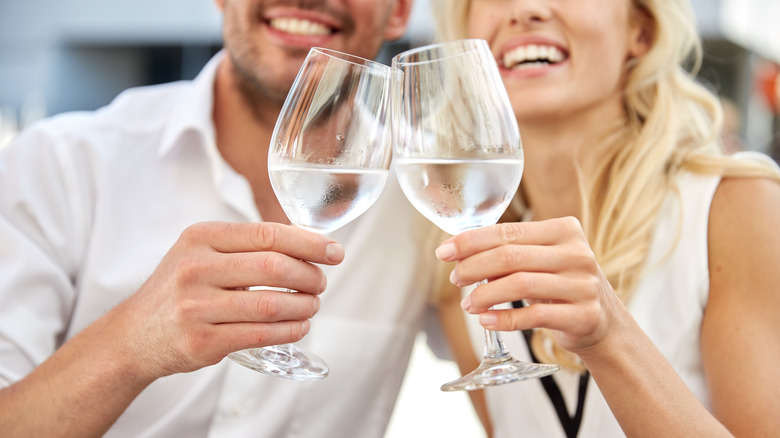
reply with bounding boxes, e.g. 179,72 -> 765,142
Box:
503,44 -> 565,69
527,45 -> 539,61
269,18 -> 331,36
513,61 -> 548,71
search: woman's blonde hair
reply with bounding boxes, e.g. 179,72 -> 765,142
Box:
432,0 -> 780,371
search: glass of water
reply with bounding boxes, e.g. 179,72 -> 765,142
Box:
392,39 -> 560,391
227,47 -> 395,380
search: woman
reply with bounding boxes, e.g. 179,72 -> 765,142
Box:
430,0 -> 780,436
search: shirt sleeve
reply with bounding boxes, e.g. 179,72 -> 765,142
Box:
0,124 -> 87,387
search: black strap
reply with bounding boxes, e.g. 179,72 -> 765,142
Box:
512,300 -> 589,438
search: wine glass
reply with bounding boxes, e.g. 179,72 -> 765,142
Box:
392,39 -> 560,391
227,47 -> 396,380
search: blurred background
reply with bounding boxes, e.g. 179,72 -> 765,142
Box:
1,0 -> 780,157
0,0 -> 778,436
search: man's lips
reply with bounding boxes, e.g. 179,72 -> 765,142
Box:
267,17 -> 334,37
262,7 -> 342,40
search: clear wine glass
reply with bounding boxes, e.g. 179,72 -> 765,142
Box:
227,47 -> 396,380
392,39 -> 560,391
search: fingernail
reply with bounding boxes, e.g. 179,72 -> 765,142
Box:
301,320 -> 311,336
326,243 -> 344,263
460,295 -> 471,311
313,297 -> 321,313
435,243 -> 456,260
449,269 -> 459,286
479,313 -> 497,327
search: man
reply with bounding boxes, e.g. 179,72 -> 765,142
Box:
0,1 -> 432,436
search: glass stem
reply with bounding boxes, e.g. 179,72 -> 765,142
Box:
482,326 -> 511,363
476,279 -> 512,364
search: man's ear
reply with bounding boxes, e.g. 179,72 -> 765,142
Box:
214,0 -> 225,12
383,0 -> 414,42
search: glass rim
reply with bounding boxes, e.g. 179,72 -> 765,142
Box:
391,38 -> 489,67
309,47 -> 392,73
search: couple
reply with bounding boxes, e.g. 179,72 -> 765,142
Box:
1,0 -> 778,437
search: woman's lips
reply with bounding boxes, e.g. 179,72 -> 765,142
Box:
501,44 -> 567,70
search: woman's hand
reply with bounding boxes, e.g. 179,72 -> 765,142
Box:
435,217 -> 624,355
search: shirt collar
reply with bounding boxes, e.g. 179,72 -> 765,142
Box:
157,50 -> 225,158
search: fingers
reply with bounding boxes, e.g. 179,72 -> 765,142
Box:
438,217 -> 596,293
461,272 -> 585,313
140,284 -> 323,371
122,222 -> 345,376
180,222 -> 345,265
204,289 -> 321,324
218,320 -> 313,352
475,302 -> 598,336
449,244 -> 576,287
191,291 -> 320,356
211,252 -> 329,294
183,320 -> 313,361
436,217 -> 584,262
434,217 -> 613,350
456,264 -> 612,351
169,221 -> 343,294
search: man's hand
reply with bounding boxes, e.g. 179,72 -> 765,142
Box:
110,221 -> 345,379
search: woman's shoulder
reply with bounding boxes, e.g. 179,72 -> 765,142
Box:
707,153 -> 780,294
710,169 -> 780,241
674,151 -> 780,213
710,151 -> 780,222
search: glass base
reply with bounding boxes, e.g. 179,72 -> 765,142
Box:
441,356 -> 560,391
228,344 -> 329,381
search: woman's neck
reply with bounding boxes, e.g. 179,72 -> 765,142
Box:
518,101 -> 625,222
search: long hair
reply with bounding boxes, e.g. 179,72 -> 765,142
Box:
432,0 -> 780,371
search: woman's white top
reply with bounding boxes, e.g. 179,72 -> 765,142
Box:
463,168 -> 725,437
